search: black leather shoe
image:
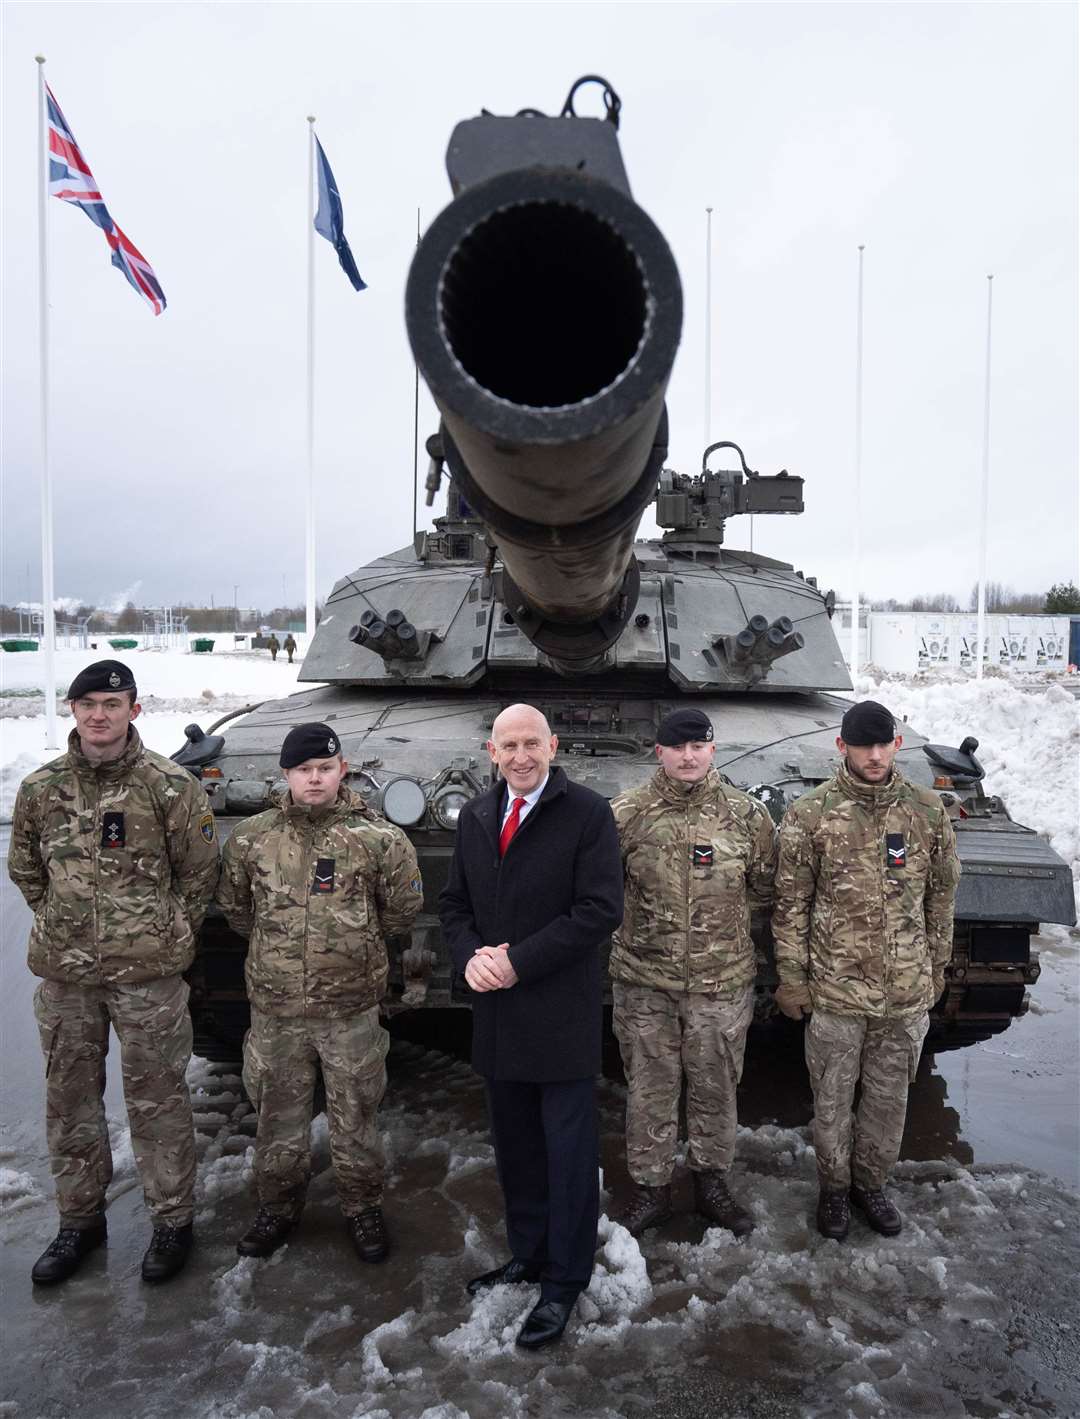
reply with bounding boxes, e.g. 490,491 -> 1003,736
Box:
466,1258 -> 543,1296
816,1188 -> 850,1241
31,1221 -> 107,1285
850,1184 -> 902,1236
141,1223 -> 194,1283
237,1207 -> 302,1258
348,1206 -> 389,1263
614,1182 -> 673,1238
516,1297 -> 575,1350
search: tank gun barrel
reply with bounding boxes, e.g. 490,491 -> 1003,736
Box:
406,77 -> 682,670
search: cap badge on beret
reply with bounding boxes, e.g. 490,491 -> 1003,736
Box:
279,721 -> 342,769
655,707 -> 715,747
108,671 -> 121,688
327,736 -> 337,754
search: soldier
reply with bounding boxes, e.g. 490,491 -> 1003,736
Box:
609,707 -> 777,1239
217,722 -> 422,1263
267,634 -> 280,662
283,633 -> 298,665
8,660 -> 219,1286
772,699 -> 960,1240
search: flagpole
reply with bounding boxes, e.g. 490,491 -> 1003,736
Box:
851,243 -> 865,684
704,206 -> 713,450
36,56 -> 58,750
305,116 -> 317,645
412,206 -> 421,543
976,274 -> 993,682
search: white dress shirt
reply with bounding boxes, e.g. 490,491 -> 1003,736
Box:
500,773 -> 549,830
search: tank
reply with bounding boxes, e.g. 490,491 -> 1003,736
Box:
177,77 -> 1076,1061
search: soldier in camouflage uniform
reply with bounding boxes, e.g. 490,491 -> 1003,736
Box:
8,660 -> 219,1286
609,707 -> 777,1238
772,699 -> 960,1240
217,722 -> 422,1263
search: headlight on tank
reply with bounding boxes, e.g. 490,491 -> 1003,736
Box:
431,787 -> 469,829
380,777 -> 427,827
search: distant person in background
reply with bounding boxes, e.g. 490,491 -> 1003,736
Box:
267,634 -> 280,662
283,634 -> 298,664
8,659 -> 220,1286
610,707 -> 777,1239
439,702 -> 623,1351
217,722 -> 422,1264
772,699 -> 960,1241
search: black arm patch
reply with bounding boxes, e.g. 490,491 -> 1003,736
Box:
311,858 -> 336,894
101,812 -> 125,849
691,844 -> 714,867
886,833 -> 906,869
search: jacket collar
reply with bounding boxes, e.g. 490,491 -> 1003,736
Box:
834,759 -> 903,807
474,764 -> 568,846
652,764 -> 724,807
68,725 -> 144,780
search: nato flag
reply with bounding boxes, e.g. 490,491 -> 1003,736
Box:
313,136 -> 367,292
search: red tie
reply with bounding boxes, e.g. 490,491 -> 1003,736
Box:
499,797 -> 526,857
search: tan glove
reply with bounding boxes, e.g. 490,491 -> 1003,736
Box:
932,967 -> 947,1003
774,982 -> 813,1020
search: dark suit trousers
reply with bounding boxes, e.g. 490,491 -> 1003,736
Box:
485,1076 -> 599,1304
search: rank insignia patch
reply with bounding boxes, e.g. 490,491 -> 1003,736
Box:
102,811 -> 125,849
311,858 -> 336,894
200,812 -> 216,844
691,844 -> 715,867
886,833 -> 906,869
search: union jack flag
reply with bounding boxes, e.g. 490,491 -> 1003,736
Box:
46,84 -> 166,315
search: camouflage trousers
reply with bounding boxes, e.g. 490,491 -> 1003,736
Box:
243,1006 -> 389,1217
33,975 -> 196,1228
805,1008 -> 929,1190
613,982 -> 754,1185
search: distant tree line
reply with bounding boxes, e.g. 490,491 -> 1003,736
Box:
0,602 -> 324,636
869,582 -> 1080,615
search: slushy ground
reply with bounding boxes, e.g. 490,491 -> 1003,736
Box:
2,644 -> 1077,1417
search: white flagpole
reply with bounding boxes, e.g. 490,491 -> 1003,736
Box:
704,206 -> 713,450
36,56 -> 58,750
850,243 -> 865,683
976,274 -> 994,682
305,115 -> 317,644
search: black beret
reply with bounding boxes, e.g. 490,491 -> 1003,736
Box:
656,707 -> 714,747
280,722 -> 342,769
67,660 -> 136,701
840,700 -> 896,746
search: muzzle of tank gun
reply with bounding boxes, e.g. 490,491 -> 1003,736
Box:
721,615 -> 805,681
406,161 -> 682,671
349,608 -> 426,662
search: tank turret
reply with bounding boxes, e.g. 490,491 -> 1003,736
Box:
181,77 -> 1075,1063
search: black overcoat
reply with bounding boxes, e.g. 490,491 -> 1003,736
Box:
439,766 -> 623,1081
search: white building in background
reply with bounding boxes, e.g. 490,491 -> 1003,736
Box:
835,609 -> 1071,675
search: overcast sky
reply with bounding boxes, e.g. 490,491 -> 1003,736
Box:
1,2 -> 1076,617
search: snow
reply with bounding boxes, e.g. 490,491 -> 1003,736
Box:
3,649 -> 1078,1416
0,639 -> 319,817
856,671 -> 1080,884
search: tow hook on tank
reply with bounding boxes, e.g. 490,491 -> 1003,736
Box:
401,936 -> 437,1007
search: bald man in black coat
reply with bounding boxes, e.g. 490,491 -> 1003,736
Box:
439,703 -> 623,1350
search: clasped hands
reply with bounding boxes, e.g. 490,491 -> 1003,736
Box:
464,943 -> 519,993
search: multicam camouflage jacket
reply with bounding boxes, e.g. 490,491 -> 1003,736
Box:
772,762 -> 960,1018
217,786 -> 423,1017
609,767 -> 778,994
8,727 -> 220,986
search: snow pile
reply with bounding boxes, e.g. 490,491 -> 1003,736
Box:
0,1165 -> 42,1214
858,673 -> 1080,878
